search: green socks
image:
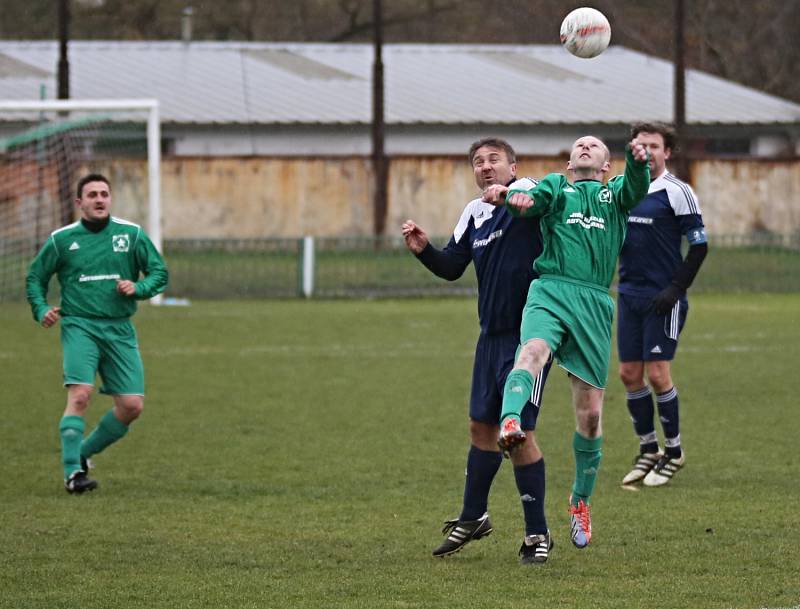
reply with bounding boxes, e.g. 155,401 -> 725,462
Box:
572,432 -> 603,505
81,409 -> 129,461
501,369 -> 534,424
59,415 -> 85,480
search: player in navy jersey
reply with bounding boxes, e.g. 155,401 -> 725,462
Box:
402,137 -> 553,564
616,122 -> 708,487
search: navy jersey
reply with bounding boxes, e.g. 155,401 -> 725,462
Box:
417,185 -> 544,335
618,172 -> 706,298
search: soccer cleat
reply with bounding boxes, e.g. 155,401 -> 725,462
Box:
621,451 -> 663,485
569,497 -> 592,548
519,531 -> 554,565
643,453 -> 685,487
497,417 -> 526,456
432,513 -> 493,557
64,470 -> 98,495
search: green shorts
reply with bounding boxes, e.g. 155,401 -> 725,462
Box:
520,276 -> 615,389
61,316 -> 144,395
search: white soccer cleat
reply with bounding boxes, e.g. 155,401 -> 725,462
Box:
643,454 -> 685,487
622,452 -> 662,485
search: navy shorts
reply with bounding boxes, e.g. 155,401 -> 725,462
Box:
470,331 -> 551,430
617,293 -> 689,362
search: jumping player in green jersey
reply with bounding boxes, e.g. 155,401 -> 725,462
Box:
26,173 -> 168,494
483,136 -> 650,552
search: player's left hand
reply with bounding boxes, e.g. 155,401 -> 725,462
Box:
116,279 -> 137,297
629,138 -> 649,163
651,284 -> 683,315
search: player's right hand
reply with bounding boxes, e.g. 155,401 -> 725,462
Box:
629,138 -> 649,163
41,306 -> 61,328
402,220 -> 429,254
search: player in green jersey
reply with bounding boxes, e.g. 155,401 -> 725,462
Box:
483,136 -> 650,551
26,173 -> 168,494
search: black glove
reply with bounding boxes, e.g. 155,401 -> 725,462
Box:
651,284 -> 684,315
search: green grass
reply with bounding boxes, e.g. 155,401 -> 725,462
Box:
2,295 -> 799,609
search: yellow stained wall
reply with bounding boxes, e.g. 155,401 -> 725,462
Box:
2,157 -> 798,239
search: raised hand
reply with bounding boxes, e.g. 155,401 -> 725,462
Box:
629,138 -> 649,163
482,184 -> 509,205
402,220 -> 429,254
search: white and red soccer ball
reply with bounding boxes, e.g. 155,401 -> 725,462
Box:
560,7 -> 611,59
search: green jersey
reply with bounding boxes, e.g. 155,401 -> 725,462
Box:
26,216 -> 168,322
507,148 -> 650,288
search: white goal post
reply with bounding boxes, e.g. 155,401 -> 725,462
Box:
0,99 -> 162,303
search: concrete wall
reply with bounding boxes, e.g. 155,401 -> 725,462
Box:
3,156 -> 798,240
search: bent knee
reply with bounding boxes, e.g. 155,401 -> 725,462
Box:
517,339 -> 550,371
116,397 -> 144,421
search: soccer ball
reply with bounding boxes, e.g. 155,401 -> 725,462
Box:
560,7 -> 611,59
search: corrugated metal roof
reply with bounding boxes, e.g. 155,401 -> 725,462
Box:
0,41 -> 798,126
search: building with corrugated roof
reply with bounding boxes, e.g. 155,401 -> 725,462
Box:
1,40 -> 799,157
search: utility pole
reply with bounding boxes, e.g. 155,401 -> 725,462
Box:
673,0 -> 689,180
371,0 -> 388,236
58,0 -> 70,99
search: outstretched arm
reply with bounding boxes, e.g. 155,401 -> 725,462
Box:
617,139 -> 651,211
402,219 -> 470,281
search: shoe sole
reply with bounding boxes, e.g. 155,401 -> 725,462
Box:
497,432 -> 526,453
432,527 -> 493,557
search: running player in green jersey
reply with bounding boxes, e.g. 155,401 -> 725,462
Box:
26,173 -> 168,494
483,136 -> 650,552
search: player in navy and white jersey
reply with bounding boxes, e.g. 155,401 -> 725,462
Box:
402,137 -> 553,564
616,122 -> 708,487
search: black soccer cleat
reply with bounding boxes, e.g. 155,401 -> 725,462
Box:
64,470 -> 98,494
519,531 -> 554,565
432,513 -> 493,557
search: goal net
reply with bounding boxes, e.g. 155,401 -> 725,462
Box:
0,99 -> 161,302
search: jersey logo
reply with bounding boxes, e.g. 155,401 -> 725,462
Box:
112,234 -> 130,252
598,188 -> 612,204
474,208 -> 493,229
473,229 -> 502,249
566,212 -> 606,230
650,345 -> 662,354
564,187 -> 576,193
69,241 -> 80,251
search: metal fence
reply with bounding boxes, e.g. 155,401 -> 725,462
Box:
161,233 -> 800,300
3,233 -> 797,303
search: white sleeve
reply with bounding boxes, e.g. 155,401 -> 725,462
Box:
508,177 -> 538,191
664,176 -> 702,216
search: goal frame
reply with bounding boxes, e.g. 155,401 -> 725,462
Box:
0,98 -> 163,303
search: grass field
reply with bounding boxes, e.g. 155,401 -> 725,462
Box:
2,295 -> 799,609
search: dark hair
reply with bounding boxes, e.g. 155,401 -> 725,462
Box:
630,122 -> 677,151
468,137 -> 517,164
76,173 -> 110,199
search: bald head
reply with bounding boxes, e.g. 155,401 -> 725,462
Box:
567,136 -> 611,180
